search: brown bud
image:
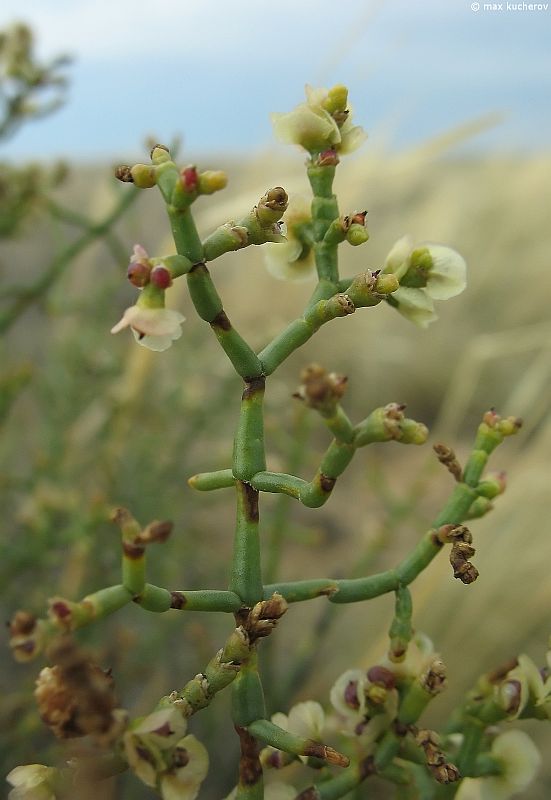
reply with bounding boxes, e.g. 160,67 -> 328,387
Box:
431,763 -> 461,784
450,540 -> 479,584
36,638 -> 120,742
114,165 -> 133,182
421,658 -> 447,694
433,443 -> 462,481
139,519 -> 173,544
295,364 -> 348,414
257,593 -> 288,621
8,610 -> 36,636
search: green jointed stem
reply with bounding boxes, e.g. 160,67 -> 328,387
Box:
122,545 -> 146,595
456,722 -> 486,778
263,578 -> 338,603
322,405 -> 355,443
307,277 -> 341,308
251,439 -> 353,508
233,378 -> 267,480
232,657 -> 266,727
83,584 -> 133,618
258,293 -> 354,376
307,164 -> 340,283
132,583 -> 172,612
229,482 -> 263,605
187,264 -> 262,378
248,719 -> 348,766
235,725 -> 264,800
169,589 -> 243,613
188,468 -> 235,491
263,477 -> 480,605
250,472 -> 307,500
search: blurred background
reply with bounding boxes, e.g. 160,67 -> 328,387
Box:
1,1 -> 550,797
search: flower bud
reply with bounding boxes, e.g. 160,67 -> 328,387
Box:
115,165 -> 133,183
477,471 -> 507,499
222,627 -> 251,664
127,260 -> 151,287
256,187 -> 289,226
316,148 -> 339,166
180,165 -> 199,193
150,265 -> 173,289
294,364 -> 348,415
130,163 -> 157,188
198,170 -> 228,194
323,85 -> 348,114
398,418 -> 429,445
420,657 -> 447,695
9,612 -> 47,662
139,519 -> 173,544
346,222 -> 369,246
150,144 -> 171,165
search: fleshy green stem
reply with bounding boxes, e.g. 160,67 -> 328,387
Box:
308,163 -> 340,283
188,469 -> 235,491
187,263 -> 262,378
258,293 -> 354,376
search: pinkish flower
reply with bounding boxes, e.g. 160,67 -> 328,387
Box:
111,305 -> 185,352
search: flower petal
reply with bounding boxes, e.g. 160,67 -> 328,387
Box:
287,701 -> 325,740
383,235 -> 414,278
263,241 -> 316,283
422,243 -> 467,300
391,287 -> 438,328
161,735 -> 209,800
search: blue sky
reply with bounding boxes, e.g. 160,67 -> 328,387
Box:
1,0 -> 550,160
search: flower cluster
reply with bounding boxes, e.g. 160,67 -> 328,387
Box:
271,84 -> 366,156
111,245 -> 185,352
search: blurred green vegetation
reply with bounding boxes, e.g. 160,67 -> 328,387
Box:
1,26 -> 550,797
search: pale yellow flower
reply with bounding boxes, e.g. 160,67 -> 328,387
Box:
160,735 -> 209,800
389,287 -> 438,329
328,668 -> 399,740
271,84 -> 366,155
124,708 -> 187,788
499,654 -> 551,719
455,730 -> 540,800
382,237 -> 466,326
6,764 -> 57,800
272,700 -> 326,741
